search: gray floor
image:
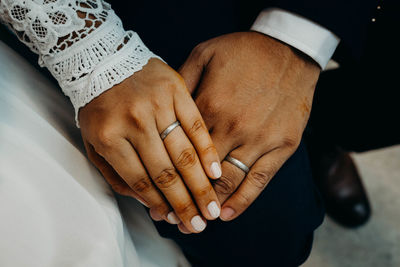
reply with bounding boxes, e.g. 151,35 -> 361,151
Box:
302,145 -> 400,267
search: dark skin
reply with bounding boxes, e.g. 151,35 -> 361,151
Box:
79,31 -> 320,234
177,31 -> 320,232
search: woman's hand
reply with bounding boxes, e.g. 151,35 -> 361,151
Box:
79,58 -> 222,233
179,32 -> 320,222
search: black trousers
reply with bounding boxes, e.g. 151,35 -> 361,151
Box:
111,2 -> 400,266
109,2 -> 324,266
0,2 -> 324,265
4,1 -> 397,266
154,143 -> 323,267
308,1 -> 400,152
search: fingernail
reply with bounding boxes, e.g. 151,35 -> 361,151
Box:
220,207 -> 235,221
211,162 -> 222,178
167,212 -> 181,224
191,215 -> 206,232
149,209 -> 163,221
207,201 -> 220,218
178,223 -> 191,234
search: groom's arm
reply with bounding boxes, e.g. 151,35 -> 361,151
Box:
250,8 -> 340,69
177,1 -> 379,222
258,0 -> 379,60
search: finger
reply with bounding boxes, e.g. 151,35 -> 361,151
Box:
157,105 -> 221,220
128,128 -> 207,233
213,145 -> 261,204
84,140 -> 140,200
149,208 -> 181,224
178,222 -> 192,234
174,91 -> 222,180
178,44 -> 209,94
149,208 -> 163,221
209,129 -> 237,162
220,148 -> 290,221
91,138 -> 176,224
157,108 -> 221,220
85,140 -> 180,223
160,122 -> 222,220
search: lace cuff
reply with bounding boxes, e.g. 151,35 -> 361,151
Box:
44,22 -> 161,125
0,0 -> 160,126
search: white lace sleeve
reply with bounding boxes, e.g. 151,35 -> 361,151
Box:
0,0 -> 160,126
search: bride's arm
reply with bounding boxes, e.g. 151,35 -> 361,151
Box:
0,0 -> 157,124
0,0 -> 222,234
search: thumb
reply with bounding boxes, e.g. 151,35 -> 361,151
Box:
178,46 -> 209,95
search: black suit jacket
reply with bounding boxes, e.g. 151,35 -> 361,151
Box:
1,1 -> 383,68
269,0 -> 379,58
110,0 -> 380,67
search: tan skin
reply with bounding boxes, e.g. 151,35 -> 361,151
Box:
79,59 -> 222,233
79,31 -> 320,235
177,32 -> 320,233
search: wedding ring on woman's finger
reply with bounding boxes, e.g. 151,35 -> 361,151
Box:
160,121 -> 181,140
224,155 -> 250,174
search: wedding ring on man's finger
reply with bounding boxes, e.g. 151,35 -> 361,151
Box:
224,155 -> 250,174
160,121 -> 181,140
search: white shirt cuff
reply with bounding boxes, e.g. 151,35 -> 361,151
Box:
250,8 -> 340,69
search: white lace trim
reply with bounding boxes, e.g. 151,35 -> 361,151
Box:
67,31 -> 160,126
0,0 -> 159,126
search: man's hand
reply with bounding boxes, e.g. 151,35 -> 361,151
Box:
79,58 -> 222,233
179,32 -> 320,222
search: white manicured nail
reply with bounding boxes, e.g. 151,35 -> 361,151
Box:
191,215 -> 206,232
167,212 -> 180,224
211,162 -> 222,178
207,201 -> 220,218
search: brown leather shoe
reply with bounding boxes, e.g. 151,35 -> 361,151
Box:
308,145 -> 371,227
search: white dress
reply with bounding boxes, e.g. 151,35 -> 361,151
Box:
0,1 -> 189,266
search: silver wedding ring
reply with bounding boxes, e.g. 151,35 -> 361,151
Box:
224,155 -> 250,174
160,121 -> 181,140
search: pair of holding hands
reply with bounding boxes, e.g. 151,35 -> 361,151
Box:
79,32 -> 320,234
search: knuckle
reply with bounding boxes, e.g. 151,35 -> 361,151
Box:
226,116 -> 244,134
175,201 -> 194,215
127,106 -> 147,132
192,43 -> 207,58
165,79 -> 179,92
150,96 -> 162,110
196,98 -> 221,120
154,203 -> 170,216
131,177 -> 151,193
153,168 -> 180,189
162,73 -> 186,93
236,192 -> 252,208
202,109 -> 217,121
96,127 -> 117,148
253,132 -> 267,144
189,119 -> 205,137
281,135 -> 301,151
247,170 -> 271,189
176,148 -> 198,169
202,144 -> 217,155
213,176 -> 236,195
195,185 -> 213,198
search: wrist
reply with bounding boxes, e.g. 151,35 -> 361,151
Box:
251,31 -> 320,71
251,8 -> 340,69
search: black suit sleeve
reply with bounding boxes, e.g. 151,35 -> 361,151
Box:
267,0 -> 379,58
